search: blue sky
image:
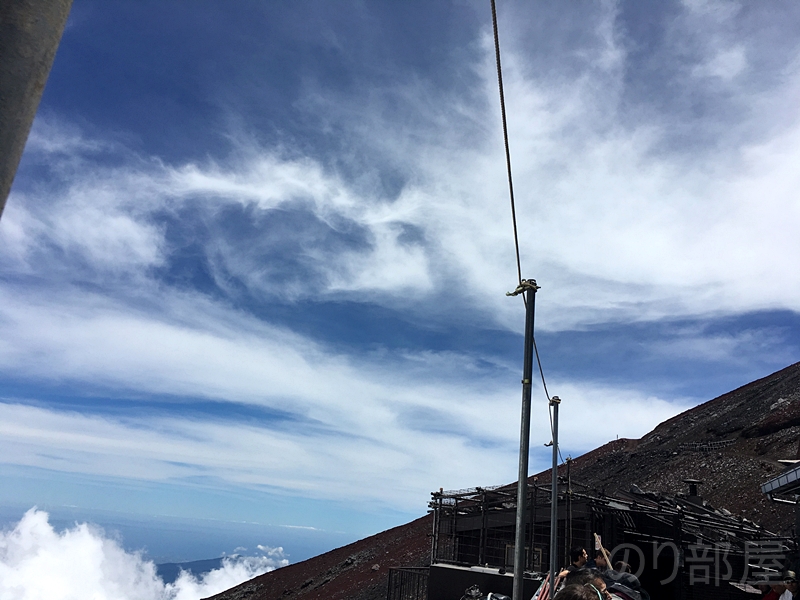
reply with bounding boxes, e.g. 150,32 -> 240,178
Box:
2,0 -> 800,565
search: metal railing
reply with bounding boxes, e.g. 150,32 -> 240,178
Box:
677,439 -> 735,453
387,567 -> 429,600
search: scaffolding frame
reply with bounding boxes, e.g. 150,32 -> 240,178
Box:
428,480 -> 797,600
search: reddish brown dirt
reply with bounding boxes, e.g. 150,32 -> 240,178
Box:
208,362 -> 800,600
532,361 -> 800,534
206,515 -> 431,600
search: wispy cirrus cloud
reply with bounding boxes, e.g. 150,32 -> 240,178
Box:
9,93 -> 800,330
0,387 -> 688,510
0,278 -> 691,508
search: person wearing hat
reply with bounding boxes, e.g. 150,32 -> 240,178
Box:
780,572 -> 798,600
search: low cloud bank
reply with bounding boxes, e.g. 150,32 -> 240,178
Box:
0,508 -> 287,600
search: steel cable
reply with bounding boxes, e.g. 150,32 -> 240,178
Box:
491,1 -> 562,464
490,0 -> 522,288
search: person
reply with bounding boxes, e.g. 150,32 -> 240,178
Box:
584,582 -> 611,600
751,574 -> 773,600
585,549 -> 609,570
760,583 -> 782,600
563,569 -> 611,600
781,572 -> 798,600
554,584 -> 601,600
751,574 -> 783,600
604,566 -> 643,599
769,584 -> 787,600
564,569 -> 601,587
614,561 -> 632,574
564,568 -> 611,600
560,546 -> 588,576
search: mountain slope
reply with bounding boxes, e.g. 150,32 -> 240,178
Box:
208,362 -> 800,600
207,514 -> 431,600
540,361 -> 800,534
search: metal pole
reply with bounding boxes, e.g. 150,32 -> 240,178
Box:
480,489 -> 487,566
549,396 -> 561,600
0,0 -> 73,217
512,281 -> 538,600
431,492 -> 440,563
452,498 -> 458,562
566,457 -> 572,566
525,477 -> 536,570
530,477 -> 537,570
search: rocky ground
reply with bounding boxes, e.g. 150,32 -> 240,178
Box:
544,361 -> 800,534
207,515 -> 432,600
208,362 -> 800,600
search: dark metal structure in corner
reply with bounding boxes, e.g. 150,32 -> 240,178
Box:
388,479 -> 797,600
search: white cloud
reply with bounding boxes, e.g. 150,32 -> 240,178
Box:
548,382 -> 695,458
24,114 -> 111,156
647,325 -> 796,367
0,508 -> 286,600
693,46 -> 746,80
7,39 -> 800,329
0,313 -> 690,507
1,179 -> 165,278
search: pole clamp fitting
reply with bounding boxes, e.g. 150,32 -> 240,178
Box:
506,279 -> 540,297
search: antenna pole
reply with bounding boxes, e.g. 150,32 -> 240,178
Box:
512,280 -> 538,600
549,396 -> 561,600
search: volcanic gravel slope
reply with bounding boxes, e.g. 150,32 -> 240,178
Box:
205,515 -> 432,600
207,362 -> 800,600
535,361 -> 800,534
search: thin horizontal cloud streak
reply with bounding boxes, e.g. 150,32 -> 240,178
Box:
0,384 -> 686,508
0,283 -> 691,507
